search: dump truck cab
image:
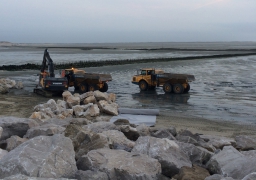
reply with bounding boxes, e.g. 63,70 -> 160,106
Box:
132,68 -> 195,94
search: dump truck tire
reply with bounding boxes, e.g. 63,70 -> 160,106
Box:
173,84 -> 184,94
100,82 -> 108,92
79,83 -> 88,93
184,84 -> 190,93
163,83 -> 172,93
139,80 -> 148,91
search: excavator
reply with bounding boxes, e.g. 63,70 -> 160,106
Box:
33,49 -> 68,97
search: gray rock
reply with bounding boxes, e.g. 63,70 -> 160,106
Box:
62,91 -> 72,101
74,170 -> 108,180
113,119 -> 131,126
98,100 -> 118,116
119,125 -> 140,141
72,104 -> 92,117
241,150 -> 256,158
64,124 -> 109,160
0,84 -> 9,94
205,174 -> 235,180
77,148 -> 161,180
24,124 -> 66,139
6,135 -> 28,151
79,91 -> 94,102
2,174 -> 75,180
0,117 -> 38,141
200,135 -> 235,150
0,148 -> 8,160
235,135 -> 256,151
173,165 -> 210,180
136,124 -> 150,136
93,90 -> 108,101
66,96 -> 80,108
0,134 -> 77,178
83,121 -> 118,133
83,95 -> 96,104
206,146 -> 256,179
151,129 -> 176,140
242,172 -> 256,180
102,130 -> 135,152
0,126 -> 2,139
132,136 -> 191,178
177,141 -> 213,166
87,104 -> 100,117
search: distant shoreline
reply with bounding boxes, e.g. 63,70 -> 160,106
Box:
1,52 -> 256,71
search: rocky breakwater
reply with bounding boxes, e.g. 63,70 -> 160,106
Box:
0,91 -> 256,179
0,78 -> 23,94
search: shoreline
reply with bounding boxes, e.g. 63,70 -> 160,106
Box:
1,52 -> 256,71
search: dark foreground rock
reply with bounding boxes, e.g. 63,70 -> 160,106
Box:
0,134 -> 77,178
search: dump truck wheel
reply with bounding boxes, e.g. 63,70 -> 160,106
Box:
79,83 -> 88,93
173,84 -> 184,94
88,84 -> 96,92
184,84 -> 190,93
163,83 -> 172,93
139,80 -> 148,91
100,82 -> 108,92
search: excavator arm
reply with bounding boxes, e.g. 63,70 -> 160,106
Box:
41,49 -> 55,77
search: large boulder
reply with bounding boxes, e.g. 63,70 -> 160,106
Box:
177,141 -> 213,166
77,149 -> 161,180
173,165 -> 210,180
83,95 -> 96,104
136,124 -> 150,136
235,135 -> 256,151
1,174 -> 75,180
98,100 -> 118,116
200,135 -> 235,150
0,117 -> 38,141
204,174 -> 235,180
64,124 -> 109,160
66,96 -> 80,108
0,84 -> 9,94
132,136 -> 191,178
242,172 -> 256,180
0,148 -> 8,160
62,91 -> 72,101
0,126 -> 3,138
206,146 -> 256,179
102,130 -> 135,152
72,104 -> 92,117
151,129 -> 176,140
241,150 -> 256,157
34,99 -> 58,112
82,122 -> 118,133
74,170 -> 108,180
6,135 -> 28,151
119,125 -> 140,141
0,134 -> 77,178
24,124 -> 66,139
93,90 -> 108,101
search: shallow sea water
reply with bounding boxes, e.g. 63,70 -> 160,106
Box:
0,42 -> 256,124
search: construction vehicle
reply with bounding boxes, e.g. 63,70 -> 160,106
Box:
60,68 -> 112,93
34,49 -> 68,97
132,68 -> 195,94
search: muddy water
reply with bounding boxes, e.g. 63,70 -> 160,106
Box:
1,55 -> 256,124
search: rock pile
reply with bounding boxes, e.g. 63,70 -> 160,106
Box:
0,78 -> 23,94
30,90 -> 118,121
0,92 -> 256,179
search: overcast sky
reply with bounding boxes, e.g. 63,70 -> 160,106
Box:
1,0 -> 255,43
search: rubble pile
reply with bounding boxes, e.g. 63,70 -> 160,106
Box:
0,78 -> 23,94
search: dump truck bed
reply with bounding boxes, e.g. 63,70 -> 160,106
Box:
74,73 -> 112,82
156,73 -> 195,82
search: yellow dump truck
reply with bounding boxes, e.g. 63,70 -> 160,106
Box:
132,68 -> 195,94
61,68 -> 112,93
